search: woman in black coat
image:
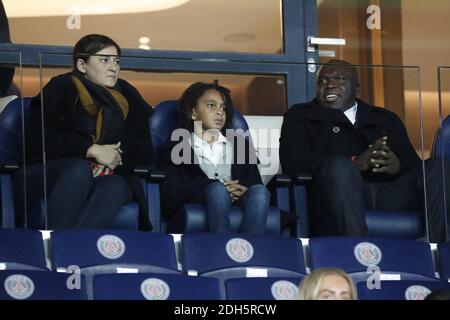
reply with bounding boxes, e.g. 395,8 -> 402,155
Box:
161,81 -> 269,234
16,34 -> 153,230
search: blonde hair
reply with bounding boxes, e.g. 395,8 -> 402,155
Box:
298,268 -> 357,300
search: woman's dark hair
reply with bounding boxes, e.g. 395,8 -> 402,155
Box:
178,80 -> 234,134
72,34 -> 121,67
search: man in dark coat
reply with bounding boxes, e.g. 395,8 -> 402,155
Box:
280,59 -> 447,242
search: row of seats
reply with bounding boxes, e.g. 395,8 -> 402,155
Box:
3,270 -> 450,300
3,97 -> 450,239
0,97 -> 289,235
0,229 -> 449,299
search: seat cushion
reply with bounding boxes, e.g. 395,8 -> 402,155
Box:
366,210 -> 424,239
169,204 -> 281,235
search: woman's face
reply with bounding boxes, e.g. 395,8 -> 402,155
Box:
77,46 -> 120,88
315,275 -> 352,300
191,89 -> 227,134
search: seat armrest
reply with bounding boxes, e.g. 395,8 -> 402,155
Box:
293,173 -> 313,184
133,166 -> 165,182
267,174 -> 291,189
0,161 -> 20,174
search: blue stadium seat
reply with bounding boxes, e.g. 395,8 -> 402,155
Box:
92,273 -> 221,300
51,230 -> 180,299
0,270 -> 87,300
51,230 -> 179,273
181,233 -> 306,283
0,229 -> 47,270
0,97 -> 139,229
431,114 -> 450,158
309,237 -> 437,283
357,280 -> 450,300
225,277 -> 303,300
150,100 -> 287,234
437,242 -> 450,281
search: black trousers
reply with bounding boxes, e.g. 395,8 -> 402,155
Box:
13,158 -> 133,229
310,156 -> 448,243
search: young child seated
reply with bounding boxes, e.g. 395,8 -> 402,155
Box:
161,80 -> 269,234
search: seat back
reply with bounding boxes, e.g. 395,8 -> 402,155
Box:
51,230 -> 179,273
309,237 -> 436,283
51,230 -> 180,299
0,97 -> 31,163
225,277 -> 302,300
0,229 -> 47,271
0,270 -> 87,300
92,273 -> 221,300
431,114 -> 450,158
437,242 -> 450,281
181,233 -> 306,278
357,280 -> 450,300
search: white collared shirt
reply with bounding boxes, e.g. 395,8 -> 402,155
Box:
191,132 -> 228,167
343,102 -> 358,125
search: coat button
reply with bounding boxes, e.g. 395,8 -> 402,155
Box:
332,126 -> 340,133
214,173 -> 219,177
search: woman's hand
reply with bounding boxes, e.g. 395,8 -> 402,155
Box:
86,142 -> 122,169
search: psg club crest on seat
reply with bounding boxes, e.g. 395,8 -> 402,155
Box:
225,238 -> 254,263
271,280 -> 298,300
96,235 -> 126,259
353,242 -> 382,267
4,274 -> 35,300
140,278 -> 170,300
404,285 -> 431,300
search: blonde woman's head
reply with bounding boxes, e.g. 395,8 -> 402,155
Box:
298,268 -> 357,300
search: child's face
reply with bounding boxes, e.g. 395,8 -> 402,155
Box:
191,89 -> 227,133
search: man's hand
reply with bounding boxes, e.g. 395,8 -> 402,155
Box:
353,136 -> 387,172
353,136 -> 401,174
223,180 -> 248,202
370,144 -> 401,174
86,142 -> 122,169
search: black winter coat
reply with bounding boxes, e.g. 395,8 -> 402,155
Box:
161,135 -> 262,216
279,98 -> 420,181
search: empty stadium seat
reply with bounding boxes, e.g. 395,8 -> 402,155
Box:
357,280 -> 450,300
92,273 -> 221,300
181,233 -> 306,282
0,229 -> 47,270
51,230 -> 179,274
225,277 -> 302,300
0,270 -> 86,300
309,237 -> 437,283
51,230 -> 180,299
